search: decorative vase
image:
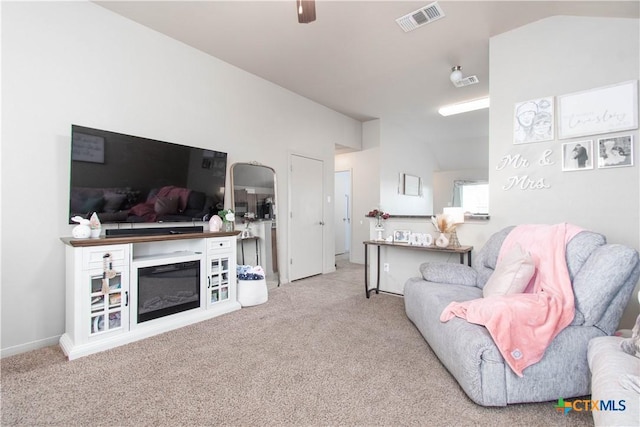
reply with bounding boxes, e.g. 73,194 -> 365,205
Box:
223,221 -> 234,232
375,216 -> 383,228
89,212 -> 101,238
209,215 -> 222,232
435,233 -> 449,248
374,225 -> 384,241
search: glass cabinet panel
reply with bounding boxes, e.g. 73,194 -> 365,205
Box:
89,271 -> 125,336
208,255 -> 230,307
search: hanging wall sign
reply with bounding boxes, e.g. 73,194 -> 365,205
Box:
558,80 -> 638,139
496,150 -> 554,191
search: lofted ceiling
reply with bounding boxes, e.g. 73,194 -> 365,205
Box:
94,1 -> 639,170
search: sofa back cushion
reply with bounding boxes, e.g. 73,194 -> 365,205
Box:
564,231 -> 606,325
565,231 -> 606,281
571,244 -> 640,332
473,227 -> 639,332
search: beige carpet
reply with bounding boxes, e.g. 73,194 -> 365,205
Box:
1,261 -> 592,426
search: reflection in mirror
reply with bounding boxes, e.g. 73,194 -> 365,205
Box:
452,180 -> 489,215
230,163 -> 278,286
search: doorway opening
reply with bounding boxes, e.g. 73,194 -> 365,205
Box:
334,170 -> 351,268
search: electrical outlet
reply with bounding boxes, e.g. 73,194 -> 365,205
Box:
383,263 -> 390,272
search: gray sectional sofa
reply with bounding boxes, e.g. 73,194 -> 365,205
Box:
404,226 -> 640,406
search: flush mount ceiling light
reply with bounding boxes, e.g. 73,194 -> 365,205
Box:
450,66 -> 463,84
438,96 -> 490,116
449,65 -> 479,88
297,0 -> 316,23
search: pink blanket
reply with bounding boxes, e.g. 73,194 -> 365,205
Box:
440,223 -> 583,376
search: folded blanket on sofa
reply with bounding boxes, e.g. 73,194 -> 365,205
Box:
440,223 -> 583,376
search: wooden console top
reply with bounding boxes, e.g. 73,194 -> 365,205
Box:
61,231 -> 241,247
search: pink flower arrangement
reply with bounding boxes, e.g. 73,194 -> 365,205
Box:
366,209 -> 390,220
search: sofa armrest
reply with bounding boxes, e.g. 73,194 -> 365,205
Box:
419,262 -> 477,286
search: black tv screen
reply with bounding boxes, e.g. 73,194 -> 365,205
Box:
69,125 -> 227,225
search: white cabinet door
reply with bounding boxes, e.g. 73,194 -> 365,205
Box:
84,246 -> 130,341
206,237 -> 236,308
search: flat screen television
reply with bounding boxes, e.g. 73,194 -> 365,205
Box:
69,125 -> 227,225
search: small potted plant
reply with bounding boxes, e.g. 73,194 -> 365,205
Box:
218,208 -> 236,232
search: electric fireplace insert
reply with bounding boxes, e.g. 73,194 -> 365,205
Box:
137,260 -> 200,323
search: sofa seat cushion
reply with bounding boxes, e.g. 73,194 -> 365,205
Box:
588,336 -> 640,426
404,278 -> 508,406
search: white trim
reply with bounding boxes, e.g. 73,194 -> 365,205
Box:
1,335 -> 61,359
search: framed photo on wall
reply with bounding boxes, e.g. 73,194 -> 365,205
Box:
597,135 -> 634,168
513,96 -> 554,144
561,140 -> 594,171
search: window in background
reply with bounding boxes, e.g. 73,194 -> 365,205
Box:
452,180 -> 489,215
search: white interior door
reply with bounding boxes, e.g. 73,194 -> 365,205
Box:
290,154 -> 324,281
334,170 -> 351,255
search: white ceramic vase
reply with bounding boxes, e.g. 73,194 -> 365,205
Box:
435,233 -> 449,248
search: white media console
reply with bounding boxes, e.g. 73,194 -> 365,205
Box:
60,231 -> 241,360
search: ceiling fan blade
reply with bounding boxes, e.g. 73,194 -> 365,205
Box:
297,0 -> 316,24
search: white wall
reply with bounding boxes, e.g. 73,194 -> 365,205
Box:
379,121 -> 437,215
335,120 -> 380,264
432,168 -> 488,214
489,16 -> 640,328
1,2 -> 360,356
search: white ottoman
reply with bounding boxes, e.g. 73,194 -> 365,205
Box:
237,279 -> 268,307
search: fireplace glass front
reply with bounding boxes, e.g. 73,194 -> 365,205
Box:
137,260 -> 201,323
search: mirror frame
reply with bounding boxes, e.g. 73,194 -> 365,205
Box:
230,162 -> 279,285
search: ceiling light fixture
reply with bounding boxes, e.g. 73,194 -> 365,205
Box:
297,0 -> 316,24
450,65 -> 462,84
448,65 -> 479,88
438,96 -> 490,116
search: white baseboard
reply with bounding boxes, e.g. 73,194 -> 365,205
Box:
1,335 -> 61,359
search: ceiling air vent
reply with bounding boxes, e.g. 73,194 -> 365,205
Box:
396,2 -> 445,32
453,75 -> 480,88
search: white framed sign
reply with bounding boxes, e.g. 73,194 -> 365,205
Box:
558,80 -> 638,139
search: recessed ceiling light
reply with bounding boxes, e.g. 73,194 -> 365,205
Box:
438,96 -> 490,116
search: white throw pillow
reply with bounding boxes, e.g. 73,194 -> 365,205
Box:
483,244 -> 535,298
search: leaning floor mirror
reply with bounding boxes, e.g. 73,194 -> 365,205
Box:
230,162 -> 279,286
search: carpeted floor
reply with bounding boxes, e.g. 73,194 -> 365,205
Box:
1,260 -> 593,426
